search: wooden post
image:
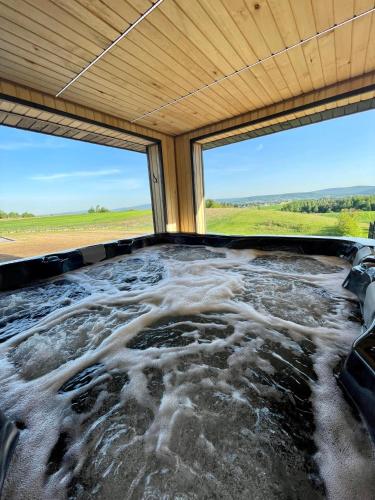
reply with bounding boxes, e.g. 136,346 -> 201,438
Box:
174,136 -> 206,233
174,135 -> 196,232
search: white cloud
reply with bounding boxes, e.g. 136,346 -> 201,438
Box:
30,169 -> 121,181
256,143 -> 264,151
0,141 -> 66,151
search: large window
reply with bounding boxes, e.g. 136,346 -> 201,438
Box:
0,127 -> 153,262
203,110 -> 375,238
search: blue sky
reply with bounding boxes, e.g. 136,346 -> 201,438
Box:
204,109 -> 375,199
0,129 -> 150,214
0,109 -> 374,214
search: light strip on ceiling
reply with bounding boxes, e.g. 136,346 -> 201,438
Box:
131,6 -> 375,123
55,0 -> 165,98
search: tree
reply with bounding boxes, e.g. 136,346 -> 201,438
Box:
336,211 -> 361,237
7,211 -> 19,219
88,205 -> 110,213
205,199 -> 226,208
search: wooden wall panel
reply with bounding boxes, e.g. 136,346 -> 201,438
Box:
192,142 -> 206,234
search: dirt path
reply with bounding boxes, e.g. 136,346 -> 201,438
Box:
0,230 -> 148,262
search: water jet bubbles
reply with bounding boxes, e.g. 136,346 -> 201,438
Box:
159,244 -> 226,262
0,278 -> 90,342
238,272 -> 344,327
8,303 -> 145,380
77,255 -> 165,294
250,252 -> 344,275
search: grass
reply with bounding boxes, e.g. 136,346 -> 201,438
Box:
0,206 -> 373,238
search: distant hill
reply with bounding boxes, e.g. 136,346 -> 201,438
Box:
45,203 -> 152,216
113,203 -> 151,211
217,186 -> 375,205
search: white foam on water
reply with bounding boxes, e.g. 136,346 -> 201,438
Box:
0,245 -> 373,499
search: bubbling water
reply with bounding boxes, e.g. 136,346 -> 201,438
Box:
0,245 -> 374,500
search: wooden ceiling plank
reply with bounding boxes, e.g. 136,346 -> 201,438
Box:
114,0 -> 228,84
313,0 -> 335,31
0,111 -> 9,123
0,1 -> 95,61
205,0 -> 286,102
3,114 -> 23,126
199,0 -> 288,105
247,0 -> 302,96
121,3 -> 257,116
0,62 -> 61,95
355,0 -> 375,15
290,0 -> 326,90
157,0 -> 252,113
175,0 -> 268,109
351,10 -> 373,77
0,0 -> 105,56
317,31 -> 338,86
364,12 -> 375,73
266,0 -> 313,93
11,104 -> 34,116
77,0 -> 144,30
0,39 -> 76,80
0,101 -> 16,112
221,0 -> 297,100
51,0 -> 124,40
333,0 -> 354,82
0,17 -> 88,70
334,23 -> 353,82
301,38 -> 326,90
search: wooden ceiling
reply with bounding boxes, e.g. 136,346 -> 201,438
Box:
0,0 -> 374,136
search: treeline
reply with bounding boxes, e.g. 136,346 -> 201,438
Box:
88,205 -> 110,213
205,199 -> 237,208
0,210 -> 34,219
282,195 -> 375,213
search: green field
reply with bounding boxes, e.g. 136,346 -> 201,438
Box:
0,206 -> 373,238
0,209 -> 154,234
206,206 -> 374,237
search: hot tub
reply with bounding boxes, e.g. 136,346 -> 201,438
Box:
0,234 -> 374,499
